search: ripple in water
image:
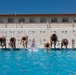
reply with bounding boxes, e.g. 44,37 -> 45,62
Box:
28,47 -> 39,52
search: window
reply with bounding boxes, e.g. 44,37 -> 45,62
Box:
29,18 -> 35,23
40,18 -> 47,23
62,31 -> 64,33
8,18 -> 14,23
73,31 -> 75,33
43,31 -> 46,33
5,31 -> 7,34
9,31 -> 12,34
12,31 -> 14,34
32,31 -> 35,33
43,39 -> 46,42
73,18 -> 76,22
18,18 -> 25,23
29,39 -> 31,42
51,18 -> 57,22
2,31 -> 4,34
62,17 -> 68,22
0,18 -> 3,23
40,31 -> 42,33
54,31 -> 56,33
65,31 -> 67,33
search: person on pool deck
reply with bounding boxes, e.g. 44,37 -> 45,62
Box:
44,40 -> 51,51
0,36 -> 6,48
21,35 -> 28,48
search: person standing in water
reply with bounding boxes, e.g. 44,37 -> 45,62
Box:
31,38 -> 36,52
31,38 -> 35,47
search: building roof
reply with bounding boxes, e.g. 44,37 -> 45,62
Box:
0,14 -> 76,17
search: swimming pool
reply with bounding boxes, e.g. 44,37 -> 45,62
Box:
0,48 -> 76,75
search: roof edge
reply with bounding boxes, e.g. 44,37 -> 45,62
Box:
0,14 -> 76,16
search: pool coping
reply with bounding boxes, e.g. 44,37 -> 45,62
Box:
0,48 -> 76,51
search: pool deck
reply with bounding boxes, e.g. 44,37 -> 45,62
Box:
0,48 -> 76,51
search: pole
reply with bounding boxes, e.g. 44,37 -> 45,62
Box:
47,18 -> 49,41
15,12 -> 17,28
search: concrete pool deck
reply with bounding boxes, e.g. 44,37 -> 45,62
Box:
0,48 -> 76,51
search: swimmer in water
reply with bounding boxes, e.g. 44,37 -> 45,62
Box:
31,38 -> 35,47
31,38 -> 35,52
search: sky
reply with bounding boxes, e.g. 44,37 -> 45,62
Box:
0,0 -> 76,14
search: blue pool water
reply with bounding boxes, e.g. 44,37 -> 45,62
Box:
0,49 -> 76,75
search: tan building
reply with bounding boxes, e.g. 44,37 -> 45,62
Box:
0,14 -> 76,48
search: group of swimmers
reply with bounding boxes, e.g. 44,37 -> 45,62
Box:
0,33 -> 69,49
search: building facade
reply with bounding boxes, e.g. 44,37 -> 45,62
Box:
0,14 -> 76,48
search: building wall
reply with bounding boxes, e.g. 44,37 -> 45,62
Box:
0,16 -> 75,28
0,28 -> 75,48
0,16 -> 75,23
0,16 -> 75,48
0,23 -> 74,29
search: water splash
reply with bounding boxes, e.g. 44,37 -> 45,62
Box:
28,47 -> 39,52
